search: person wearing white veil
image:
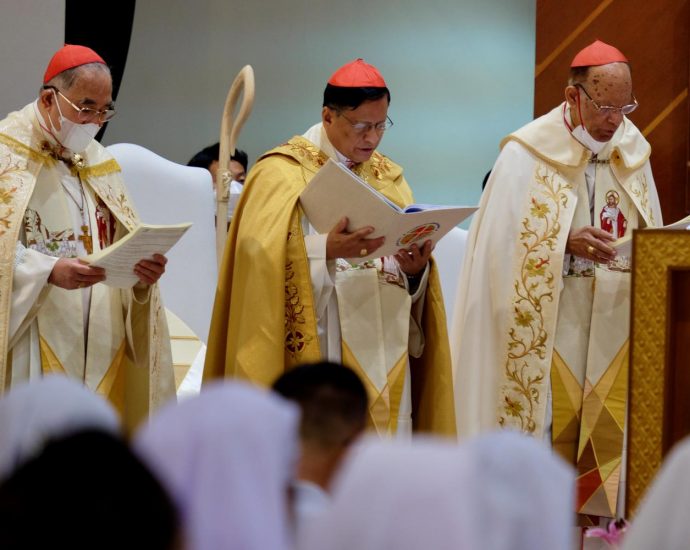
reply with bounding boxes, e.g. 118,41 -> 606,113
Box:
134,381 -> 299,550
0,374 -> 120,480
301,431 -> 574,550
622,437 -> 690,550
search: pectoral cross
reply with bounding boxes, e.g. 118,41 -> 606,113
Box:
79,224 -> 93,255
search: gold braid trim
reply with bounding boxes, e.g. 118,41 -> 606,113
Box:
498,164 -> 572,434
0,133 -> 52,165
78,158 -> 121,179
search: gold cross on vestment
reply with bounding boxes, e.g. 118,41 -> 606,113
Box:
79,225 -> 93,255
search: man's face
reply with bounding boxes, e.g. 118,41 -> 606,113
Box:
41,68 -> 114,130
322,96 -> 389,164
566,62 -> 633,142
607,194 -> 616,207
229,160 -> 246,183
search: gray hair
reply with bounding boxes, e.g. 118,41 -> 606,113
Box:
44,62 -> 111,91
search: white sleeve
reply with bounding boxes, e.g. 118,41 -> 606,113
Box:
303,231 -> 335,321
395,259 -> 430,358
10,244 -> 58,342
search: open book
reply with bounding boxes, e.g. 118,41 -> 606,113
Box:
613,214 -> 690,256
299,159 -> 477,261
81,222 -> 192,288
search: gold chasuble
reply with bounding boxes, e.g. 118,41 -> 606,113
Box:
0,103 -> 175,428
205,136 -> 455,436
452,103 -> 661,517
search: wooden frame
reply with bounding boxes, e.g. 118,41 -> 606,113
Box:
628,229 -> 690,514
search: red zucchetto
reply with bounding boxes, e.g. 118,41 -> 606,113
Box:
327,58 -> 387,88
43,44 -> 106,84
571,40 -> 628,68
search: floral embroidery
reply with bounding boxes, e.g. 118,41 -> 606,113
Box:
0,154 -> 25,237
93,182 -> 137,231
366,152 -> 393,182
287,140 -> 328,170
0,133 -> 48,165
284,259 -> 310,358
498,165 -> 572,433
630,173 -> 655,225
284,228 -> 313,359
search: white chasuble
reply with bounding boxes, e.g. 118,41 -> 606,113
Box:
0,103 -> 175,428
452,103 -> 662,518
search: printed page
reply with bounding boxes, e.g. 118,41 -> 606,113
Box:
82,223 -> 192,288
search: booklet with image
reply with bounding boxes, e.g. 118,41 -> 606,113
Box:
299,159 -> 476,261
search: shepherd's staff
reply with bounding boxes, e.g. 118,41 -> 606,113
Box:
216,65 -> 255,267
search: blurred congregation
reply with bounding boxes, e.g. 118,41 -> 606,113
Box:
2,1 -> 690,549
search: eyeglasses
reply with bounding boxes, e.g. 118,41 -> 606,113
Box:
576,84 -> 638,116
44,86 -> 117,123
337,111 -> 394,134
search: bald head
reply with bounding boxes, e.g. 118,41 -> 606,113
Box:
565,62 -> 635,142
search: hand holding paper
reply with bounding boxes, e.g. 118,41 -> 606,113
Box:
133,253 -> 168,286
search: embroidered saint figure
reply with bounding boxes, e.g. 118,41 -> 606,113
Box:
600,190 -> 627,238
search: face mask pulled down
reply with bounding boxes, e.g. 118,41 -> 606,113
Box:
571,124 -> 607,155
46,91 -> 100,153
569,95 -> 608,155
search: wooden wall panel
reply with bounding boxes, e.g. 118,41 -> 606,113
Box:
535,0 -> 690,224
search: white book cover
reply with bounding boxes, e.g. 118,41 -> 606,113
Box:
299,159 -> 476,261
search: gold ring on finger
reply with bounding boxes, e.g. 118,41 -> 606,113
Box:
359,248 -> 368,257
587,245 -> 595,255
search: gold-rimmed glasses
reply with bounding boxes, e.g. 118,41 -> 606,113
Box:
44,86 -> 117,123
337,111 -> 394,134
576,83 -> 638,116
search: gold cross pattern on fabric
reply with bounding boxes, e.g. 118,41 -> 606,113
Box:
79,224 -> 93,254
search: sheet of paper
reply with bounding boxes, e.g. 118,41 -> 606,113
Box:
83,223 -> 192,288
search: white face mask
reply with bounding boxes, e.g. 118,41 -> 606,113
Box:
49,91 -> 100,153
571,124 -> 607,155
568,95 -> 608,155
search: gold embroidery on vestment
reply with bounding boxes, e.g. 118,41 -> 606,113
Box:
0,133 -> 48,165
499,165 -> 572,433
287,140 -> 328,169
631,173 -> 654,225
367,152 -> 393,182
0,156 -> 24,236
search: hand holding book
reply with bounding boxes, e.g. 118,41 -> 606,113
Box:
300,159 -> 477,262
325,217 -> 385,260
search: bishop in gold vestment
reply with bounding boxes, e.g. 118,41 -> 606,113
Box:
206,59 -> 455,437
